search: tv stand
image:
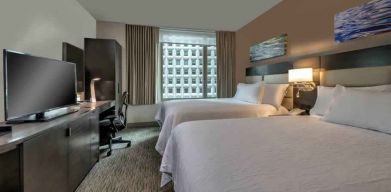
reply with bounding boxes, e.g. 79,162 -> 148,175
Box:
0,101 -> 114,192
7,107 -> 79,124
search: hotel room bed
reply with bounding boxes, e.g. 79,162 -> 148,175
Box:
154,98 -> 288,154
160,116 -> 391,192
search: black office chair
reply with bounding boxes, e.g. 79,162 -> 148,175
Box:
99,92 -> 131,156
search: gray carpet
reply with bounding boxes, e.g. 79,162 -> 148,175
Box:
76,127 -> 173,192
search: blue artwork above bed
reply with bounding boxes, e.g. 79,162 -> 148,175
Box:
249,34 -> 287,62
335,0 -> 391,43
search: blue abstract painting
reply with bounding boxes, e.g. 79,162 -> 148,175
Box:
250,34 -> 287,62
335,0 -> 391,43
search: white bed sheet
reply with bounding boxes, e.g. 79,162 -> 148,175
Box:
161,116 -> 391,192
155,98 -> 286,154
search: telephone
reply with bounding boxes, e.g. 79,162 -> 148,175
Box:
288,108 -> 306,116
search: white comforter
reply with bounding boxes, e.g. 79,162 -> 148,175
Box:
161,116 -> 391,192
155,98 -> 285,154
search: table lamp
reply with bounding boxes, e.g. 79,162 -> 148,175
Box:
90,78 -> 101,102
288,68 -> 315,98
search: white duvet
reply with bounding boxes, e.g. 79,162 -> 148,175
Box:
161,116 -> 391,192
155,98 -> 286,154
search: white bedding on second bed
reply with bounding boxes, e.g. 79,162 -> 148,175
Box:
154,98 -> 287,154
161,116 -> 391,192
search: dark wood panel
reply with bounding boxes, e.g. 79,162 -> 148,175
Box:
246,62 -> 293,76
23,125 -> 68,192
89,110 -> 100,167
63,42 -> 84,92
246,57 -> 321,77
0,148 -> 21,192
85,38 -> 122,102
68,115 -> 91,192
321,44 -> 391,70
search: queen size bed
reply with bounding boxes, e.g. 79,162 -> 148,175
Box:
160,77 -> 391,192
161,115 -> 391,192
154,82 -> 291,154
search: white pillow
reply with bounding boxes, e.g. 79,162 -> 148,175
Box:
323,88 -> 391,134
261,84 -> 289,108
234,82 -> 263,103
310,84 -> 391,116
310,86 -> 336,116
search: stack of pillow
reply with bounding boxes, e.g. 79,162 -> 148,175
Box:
234,82 -> 289,109
311,84 -> 391,134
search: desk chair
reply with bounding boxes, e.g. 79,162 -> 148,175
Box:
100,92 -> 131,156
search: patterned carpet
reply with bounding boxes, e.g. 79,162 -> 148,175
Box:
76,127 -> 173,192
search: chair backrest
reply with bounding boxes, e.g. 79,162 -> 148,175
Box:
117,92 -> 128,127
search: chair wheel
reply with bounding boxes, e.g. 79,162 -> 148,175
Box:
127,142 -> 131,147
107,151 -> 112,156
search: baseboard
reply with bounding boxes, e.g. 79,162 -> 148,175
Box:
127,121 -> 159,128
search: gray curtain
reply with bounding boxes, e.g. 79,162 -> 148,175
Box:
216,31 -> 236,98
126,25 -> 159,105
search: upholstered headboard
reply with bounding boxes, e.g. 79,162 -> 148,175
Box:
245,44 -> 391,110
320,45 -> 391,86
246,62 -> 299,110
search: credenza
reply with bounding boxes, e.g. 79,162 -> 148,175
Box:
0,101 -> 114,192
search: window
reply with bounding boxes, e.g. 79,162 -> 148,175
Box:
160,29 -> 217,99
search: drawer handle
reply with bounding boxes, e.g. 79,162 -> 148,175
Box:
66,128 -> 72,137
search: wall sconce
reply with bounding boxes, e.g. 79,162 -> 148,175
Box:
288,68 -> 315,98
90,78 -> 101,102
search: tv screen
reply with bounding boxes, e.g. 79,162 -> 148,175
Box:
4,50 -> 77,121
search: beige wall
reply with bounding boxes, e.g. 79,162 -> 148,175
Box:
96,21 -> 127,92
0,0 -> 96,121
236,0 -> 391,84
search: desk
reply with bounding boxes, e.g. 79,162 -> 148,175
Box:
0,101 -> 114,192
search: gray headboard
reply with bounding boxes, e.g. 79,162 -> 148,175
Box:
245,44 -> 391,110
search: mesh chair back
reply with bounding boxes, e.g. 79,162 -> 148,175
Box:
117,92 -> 128,127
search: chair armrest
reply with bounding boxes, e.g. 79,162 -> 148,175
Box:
104,115 -> 117,121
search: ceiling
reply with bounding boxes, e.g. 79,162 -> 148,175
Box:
77,0 -> 283,31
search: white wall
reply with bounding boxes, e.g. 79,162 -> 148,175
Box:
96,21 -> 158,124
0,0 -> 96,121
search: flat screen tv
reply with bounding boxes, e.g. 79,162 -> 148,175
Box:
3,49 -> 77,122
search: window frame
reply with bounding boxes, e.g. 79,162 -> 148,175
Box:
160,42 -> 216,101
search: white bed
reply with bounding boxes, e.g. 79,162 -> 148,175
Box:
161,116 -> 391,192
154,98 -> 288,154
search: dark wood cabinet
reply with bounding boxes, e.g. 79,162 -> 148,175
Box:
89,110 -> 100,168
0,101 -> 113,192
22,113 -> 99,192
68,115 -> 92,192
0,148 -> 20,192
85,38 -> 122,113
62,43 -> 85,93
23,125 -> 68,192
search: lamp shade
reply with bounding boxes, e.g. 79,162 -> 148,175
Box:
288,68 -> 313,82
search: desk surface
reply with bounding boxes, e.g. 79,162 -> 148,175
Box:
0,101 -> 114,152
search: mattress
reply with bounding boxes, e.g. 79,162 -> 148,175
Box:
161,116 -> 391,192
155,98 -> 286,155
